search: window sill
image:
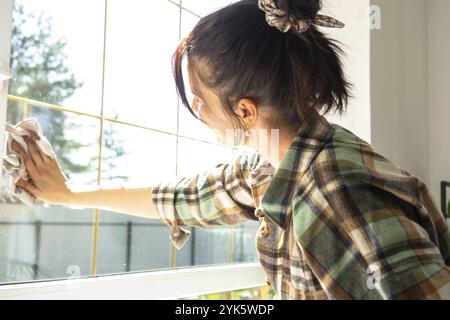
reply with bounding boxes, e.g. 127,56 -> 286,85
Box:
0,262 -> 267,299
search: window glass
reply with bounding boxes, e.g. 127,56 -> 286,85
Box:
175,138 -> 259,267
182,0 -> 237,16
97,125 -> 177,275
103,0 -> 180,133
178,9 -> 218,142
1,0 -> 259,287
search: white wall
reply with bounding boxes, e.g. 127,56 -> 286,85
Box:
370,0 -> 429,184
427,0 -> 450,205
370,0 -> 450,205
324,0 -> 372,143
324,0 -> 450,205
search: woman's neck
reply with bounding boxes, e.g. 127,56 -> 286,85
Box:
250,125 -> 300,172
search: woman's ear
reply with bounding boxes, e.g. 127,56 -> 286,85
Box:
235,98 -> 258,128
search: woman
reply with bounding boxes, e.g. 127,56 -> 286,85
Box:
12,0 -> 450,299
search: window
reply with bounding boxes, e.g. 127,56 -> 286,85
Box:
0,0 -> 265,296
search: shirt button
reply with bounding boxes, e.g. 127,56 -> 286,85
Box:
259,216 -> 269,237
260,225 -> 269,237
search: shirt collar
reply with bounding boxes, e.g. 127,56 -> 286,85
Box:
256,113 -> 335,230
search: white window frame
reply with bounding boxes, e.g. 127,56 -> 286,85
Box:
0,263 -> 267,299
0,0 -> 13,194
0,1 -> 267,299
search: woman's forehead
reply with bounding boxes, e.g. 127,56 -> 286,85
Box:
187,68 -> 200,92
188,68 -> 209,99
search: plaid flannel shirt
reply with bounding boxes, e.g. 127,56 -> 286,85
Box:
151,114 -> 450,300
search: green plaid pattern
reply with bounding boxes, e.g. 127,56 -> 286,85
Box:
152,114 -> 450,300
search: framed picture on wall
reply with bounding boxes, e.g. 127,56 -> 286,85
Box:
441,181 -> 450,217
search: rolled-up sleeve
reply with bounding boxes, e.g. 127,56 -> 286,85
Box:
151,150 -> 273,250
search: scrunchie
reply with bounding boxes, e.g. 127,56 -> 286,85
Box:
258,0 -> 345,33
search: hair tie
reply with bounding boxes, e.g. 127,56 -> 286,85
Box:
258,0 -> 345,33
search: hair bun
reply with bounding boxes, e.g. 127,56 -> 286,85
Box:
276,0 -> 322,20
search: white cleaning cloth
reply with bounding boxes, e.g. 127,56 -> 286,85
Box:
2,117 -> 57,207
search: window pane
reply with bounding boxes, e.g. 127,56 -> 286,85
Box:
1,0 -> 263,288
174,220 -> 258,268
96,125 -> 177,275
177,137 -> 234,176
4,0 -> 105,282
182,0 -> 236,16
103,0 -> 180,133
176,227 -> 230,267
130,223 -> 172,270
174,138 -> 258,267
178,9 -> 219,142
9,0 -> 105,115
99,122 -> 177,184
1,107 -> 100,283
176,138 -> 231,267
231,221 -> 259,263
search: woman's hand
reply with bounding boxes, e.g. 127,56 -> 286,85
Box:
11,133 -> 72,205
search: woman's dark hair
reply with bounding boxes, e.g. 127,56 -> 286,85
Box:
173,0 -> 353,145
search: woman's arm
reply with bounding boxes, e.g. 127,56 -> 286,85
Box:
64,184 -> 160,220
151,150 -> 273,250
11,134 -> 161,219
12,134 -> 271,250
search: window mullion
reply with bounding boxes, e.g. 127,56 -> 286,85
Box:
0,0 -> 14,193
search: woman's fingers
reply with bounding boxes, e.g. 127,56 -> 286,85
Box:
11,140 -> 31,165
23,136 -> 45,167
29,131 -> 40,141
27,133 -> 54,164
11,140 -> 39,177
16,179 -> 42,199
10,134 -> 70,206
